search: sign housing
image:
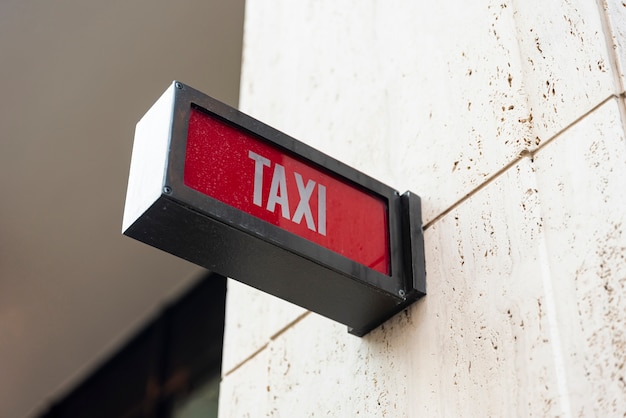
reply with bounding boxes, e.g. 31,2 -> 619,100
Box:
123,81 -> 425,336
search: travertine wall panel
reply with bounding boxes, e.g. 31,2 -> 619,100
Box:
219,343 -> 269,416
534,98 -> 626,416
221,281 -> 305,373
511,0 -> 616,142
603,0 -> 626,87
220,160 -> 569,417
228,0 -> 533,376
239,0 -> 534,225
220,1 -> 626,417
399,159 -> 564,417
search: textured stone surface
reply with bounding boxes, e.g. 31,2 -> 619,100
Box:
604,0 -> 626,87
534,97 -> 626,416
240,0 -> 534,225
238,1 -> 621,227
218,342 -> 269,417
220,1 -> 626,416
220,160 -> 569,417
512,0 -> 616,142
221,280 -> 305,374
417,160 -> 563,417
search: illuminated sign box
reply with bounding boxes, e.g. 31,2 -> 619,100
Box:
123,81 -> 425,336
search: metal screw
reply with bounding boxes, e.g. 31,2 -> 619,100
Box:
398,289 -> 406,298
163,186 -> 172,194
175,82 -> 183,89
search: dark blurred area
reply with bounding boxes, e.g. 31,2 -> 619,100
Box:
37,273 -> 227,418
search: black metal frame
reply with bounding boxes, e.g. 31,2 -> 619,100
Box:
124,81 -> 425,336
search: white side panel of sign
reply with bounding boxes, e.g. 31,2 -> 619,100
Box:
122,84 -> 175,232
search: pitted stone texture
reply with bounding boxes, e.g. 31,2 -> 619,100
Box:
534,98 -> 626,417
603,0 -> 626,88
240,0 -> 533,225
218,343 -> 268,416
511,0 -> 616,142
219,159 -> 567,417
221,280 -> 305,375
223,2 -> 626,416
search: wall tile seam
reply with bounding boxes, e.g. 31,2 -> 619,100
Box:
222,311 -> 312,378
616,91 -> 626,142
596,0 -> 626,95
268,310 -> 311,342
595,0 -> 626,138
222,341 -> 268,378
423,93 -> 620,231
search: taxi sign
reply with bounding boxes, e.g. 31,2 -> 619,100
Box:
123,81 -> 425,336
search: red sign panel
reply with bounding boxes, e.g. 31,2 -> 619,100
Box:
184,108 -> 390,274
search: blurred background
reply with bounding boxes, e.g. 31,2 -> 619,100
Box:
0,1 -> 245,416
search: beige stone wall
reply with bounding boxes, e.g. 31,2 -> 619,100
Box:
219,1 -> 626,416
